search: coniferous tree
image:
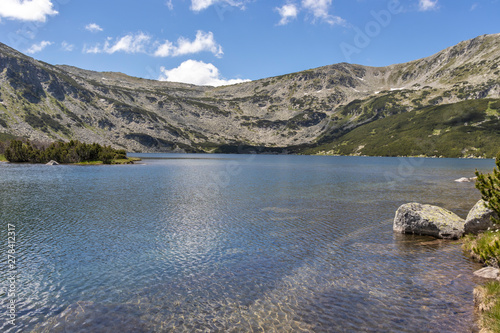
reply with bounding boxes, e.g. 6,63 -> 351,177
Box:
4,139 -> 127,164
476,152 -> 500,224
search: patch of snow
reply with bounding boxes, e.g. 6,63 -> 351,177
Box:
390,87 -> 405,91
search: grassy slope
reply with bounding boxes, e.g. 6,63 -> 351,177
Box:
308,99 -> 500,158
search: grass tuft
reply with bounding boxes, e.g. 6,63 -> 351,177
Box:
475,281 -> 500,333
463,231 -> 500,267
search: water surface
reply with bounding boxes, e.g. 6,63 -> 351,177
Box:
0,155 -> 494,332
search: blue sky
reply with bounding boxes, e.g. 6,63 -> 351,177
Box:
0,0 -> 499,86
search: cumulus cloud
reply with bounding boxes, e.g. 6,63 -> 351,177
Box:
159,60 -> 250,87
301,0 -> 344,25
0,0 -> 58,22
84,32 -> 151,54
85,31 -> 223,58
26,40 -> 53,54
276,4 -> 299,25
190,0 -> 247,12
276,0 -> 344,25
104,33 -> 151,54
155,31 -> 223,57
85,23 -> 103,33
418,0 -> 439,11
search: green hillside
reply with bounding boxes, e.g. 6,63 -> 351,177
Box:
308,99 -> 500,158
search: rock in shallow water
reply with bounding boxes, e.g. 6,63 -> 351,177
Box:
464,199 -> 499,235
393,203 -> 465,239
473,267 -> 500,280
454,177 -> 477,183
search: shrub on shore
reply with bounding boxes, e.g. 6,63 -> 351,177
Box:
4,139 -> 128,164
475,152 -> 500,225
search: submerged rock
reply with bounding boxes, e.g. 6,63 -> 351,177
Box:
393,203 -> 465,239
464,200 -> 499,235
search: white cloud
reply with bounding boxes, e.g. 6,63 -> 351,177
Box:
85,31 -> 224,58
165,0 -> 173,10
159,60 -> 250,87
191,0 -> 214,11
104,33 -> 151,54
85,32 -> 151,54
155,31 -> 223,57
190,0 -> 247,12
85,23 -> 103,33
61,41 -> 74,52
276,0 -> 344,26
301,0 -> 344,25
418,0 -> 439,11
83,44 -> 101,54
0,0 -> 58,22
154,41 -> 174,57
26,40 -> 53,54
276,4 -> 299,25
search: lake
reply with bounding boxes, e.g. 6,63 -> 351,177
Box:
0,154 -> 495,332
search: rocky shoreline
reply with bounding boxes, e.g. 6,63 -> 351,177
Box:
393,199 -> 500,332
394,199 -> 499,240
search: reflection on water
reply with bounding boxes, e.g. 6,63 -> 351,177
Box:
0,155 -> 494,332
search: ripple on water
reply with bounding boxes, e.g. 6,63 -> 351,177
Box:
0,156 -> 490,332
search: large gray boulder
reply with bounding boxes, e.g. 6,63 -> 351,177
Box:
393,203 -> 465,239
473,267 -> 500,280
464,199 -> 499,234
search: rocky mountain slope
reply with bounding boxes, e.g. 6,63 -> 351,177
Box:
0,33 -> 499,155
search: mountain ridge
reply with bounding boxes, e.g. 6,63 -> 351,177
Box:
0,33 -> 499,156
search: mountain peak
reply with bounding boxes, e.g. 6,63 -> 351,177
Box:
0,34 -> 499,156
